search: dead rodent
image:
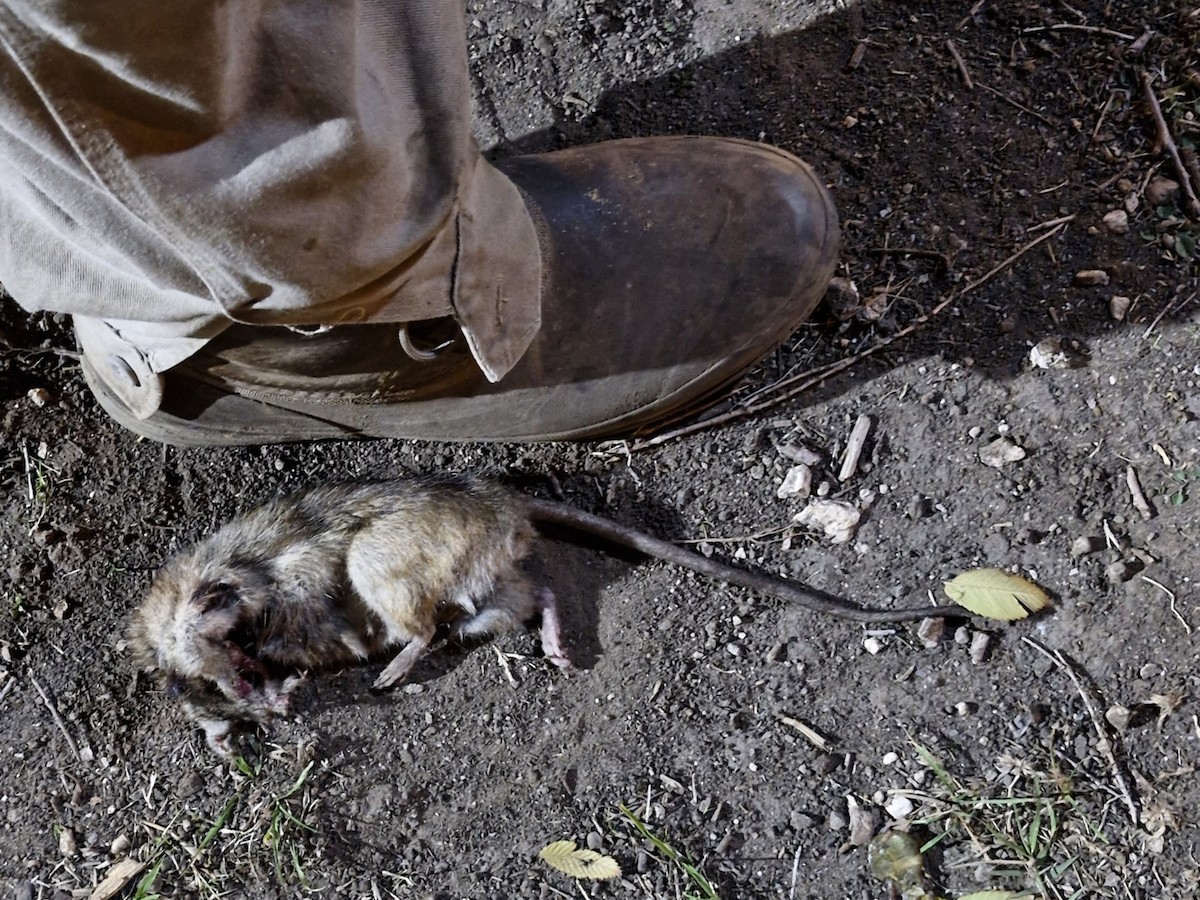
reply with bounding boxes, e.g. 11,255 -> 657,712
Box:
129,475 -> 951,754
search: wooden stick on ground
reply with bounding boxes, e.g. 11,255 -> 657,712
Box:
1140,70 -> 1200,217
30,674 -> 81,761
838,414 -> 873,482
1022,638 -> 1140,825
946,39 -> 974,89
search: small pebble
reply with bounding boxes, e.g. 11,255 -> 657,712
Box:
1071,535 -> 1104,557
777,464 -> 813,499
110,833 -> 131,856
827,806 -> 849,832
955,701 -> 976,717
59,828 -> 78,859
979,436 -> 1026,468
969,632 -> 992,664
881,751 -> 899,766
954,626 -> 971,645
27,387 -> 52,407
175,772 -> 204,799
1073,269 -> 1110,287
790,811 -> 817,830
403,683 -> 426,695
1145,175 -> 1180,206
1105,705 -> 1131,733
586,831 -> 603,851
1102,209 -> 1129,234
863,637 -> 884,655
884,796 -> 914,820
917,617 -> 945,648
1109,295 -> 1132,321
778,443 -> 822,466
1105,559 -> 1139,584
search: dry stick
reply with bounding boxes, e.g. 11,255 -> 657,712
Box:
956,0 -> 988,30
958,217 -> 1074,294
1023,23 -> 1137,41
1090,91 -> 1117,146
978,82 -> 1058,128
1021,638 -> 1140,826
631,219 -> 1074,450
1139,575 -> 1191,634
0,678 -> 14,705
1125,465 -> 1154,520
845,40 -> 867,71
838,414 -> 872,482
1180,146 -> 1200,206
866,246 -> 952,270
1140,70 -> 1200,218
29,673 -> 81,761
1142,290 -> 1198,339
946,39 -> 974,89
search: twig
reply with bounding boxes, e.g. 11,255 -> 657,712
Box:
776,713 -> 833,752
631,219 -> 1073,450
845,40 -> 867,71
492,647 -> 518,689
1142,291 -> 1197,339
959,217 -> 1074,294
1023,23 -> 1137,41
946,39 -> 974,89
866,246 -> 952,270
978,82 -> 1058,128
1180,146 -> 1200,208
1101,519 -> 1122,551
30,673 -> 81,761
1140,576 -> 1191,634
1027,214 -> 1077,232
956,0 -> 988,30
0,678 -> 14,705
838,415 -> 872,482
1140,70 -> 1200,218
1021,638 -> 1140,825
1125,465 -> 1154,520
1090,91 -> 1117,146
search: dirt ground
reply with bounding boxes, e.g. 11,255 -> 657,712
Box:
2,1 -> 1199,898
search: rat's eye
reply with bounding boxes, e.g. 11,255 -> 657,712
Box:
196,581 -> 241,613
165,673 -> 186,697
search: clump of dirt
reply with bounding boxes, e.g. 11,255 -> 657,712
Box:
2,1 -> 1198,898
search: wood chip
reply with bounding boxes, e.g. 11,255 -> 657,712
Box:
838,414 -> 873,482
1074,269 -> 1110,286
1126,465 -> 1154,520
89,859 -> 148,900
777,714 -> 832,751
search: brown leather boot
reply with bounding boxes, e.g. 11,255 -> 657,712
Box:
79,137 -> 838,444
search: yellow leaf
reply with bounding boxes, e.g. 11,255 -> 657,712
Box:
943,569 -> 1050,620
539,840 -> 622,880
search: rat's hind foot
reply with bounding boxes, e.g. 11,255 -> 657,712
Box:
373,629 -> 434,690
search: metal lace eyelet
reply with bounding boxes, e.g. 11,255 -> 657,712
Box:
398,324 -> 455,361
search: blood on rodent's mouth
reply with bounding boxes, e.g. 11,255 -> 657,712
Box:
223,637 -> 270,697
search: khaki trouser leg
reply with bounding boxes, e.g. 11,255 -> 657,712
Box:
0,0 -> 541,418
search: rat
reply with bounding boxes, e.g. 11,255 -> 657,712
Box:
128,475 -> 952,754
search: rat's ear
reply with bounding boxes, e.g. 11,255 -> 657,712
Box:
191,580 -> 242,613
